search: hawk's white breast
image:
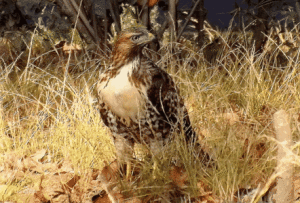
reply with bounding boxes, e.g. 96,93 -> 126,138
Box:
98,62 -> 147,122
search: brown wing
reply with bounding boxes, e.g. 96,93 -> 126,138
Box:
142,59 -> 196,144
144,61 -> 213,164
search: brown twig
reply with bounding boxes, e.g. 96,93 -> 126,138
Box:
60,0 -> 97,42
91,2 -> 99,44
176,0 -> 201,41
68,0 -> 98,41
156,16 -> 170,41
108,0 -> 121,33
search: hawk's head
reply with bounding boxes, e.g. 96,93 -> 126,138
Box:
111,27 -> 155,69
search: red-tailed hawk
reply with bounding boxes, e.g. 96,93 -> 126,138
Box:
97,27 -> 210,178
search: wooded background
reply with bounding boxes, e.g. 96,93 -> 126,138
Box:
1,0 -> 300,52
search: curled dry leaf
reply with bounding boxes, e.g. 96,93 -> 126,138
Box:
199,128 -> 211,139
34,190 -> 49,203
58,159 -> 74,173
3,152 -> 20,170
13,170 -> 25,182
92,190 -> 112,203
197,181 -> 220,203
16,187 -> 38,203
97,160 -> 134,203
63,175 -> 81,193
41,163 -> 59,173
23,157 -> 44,173
216,112 -> 239,125
30,149 -> 46,163
169,166 -> 188,189
40,173 -> 73,202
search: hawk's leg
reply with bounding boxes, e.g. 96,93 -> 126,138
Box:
113,134 -> 134,180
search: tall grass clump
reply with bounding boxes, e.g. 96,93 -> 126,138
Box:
0,47 -> 116,170
152,25 -> 300,201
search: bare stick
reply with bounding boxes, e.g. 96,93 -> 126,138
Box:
69,0 -> 97,41
176,0 -> 201,41
169,0 -> 177,41
60,0 -> 96,42
108,0 -> 121,33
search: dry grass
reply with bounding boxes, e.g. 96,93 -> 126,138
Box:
1,26 -> 300,202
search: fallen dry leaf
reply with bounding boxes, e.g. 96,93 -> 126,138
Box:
63,174 -> 80,193
199,128 -> 211,139
30,149 -> 46,163
3,152 -> 20,170
58,159 -> 74,173
169,166 -> 188,189
39,173 -> 74,202
34,190 -> 49,202
17,190 -> 40,203
216,112 -> 239,125
23,157 -> 44,173
41,162 -> 59,173
93,191 -> 112,203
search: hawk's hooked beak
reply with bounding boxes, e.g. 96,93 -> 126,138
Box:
148,32 -> 155,42
140,32 -> 155,46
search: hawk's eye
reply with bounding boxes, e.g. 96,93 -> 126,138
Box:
131,35 -> 140,41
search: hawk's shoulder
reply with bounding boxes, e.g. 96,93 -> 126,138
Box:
135,57 -> 185,124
